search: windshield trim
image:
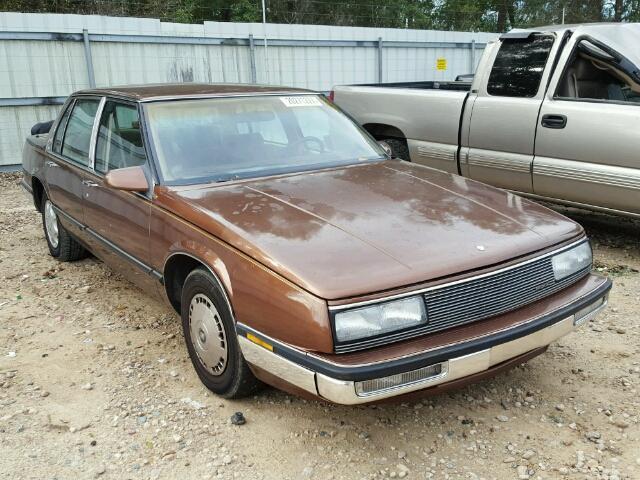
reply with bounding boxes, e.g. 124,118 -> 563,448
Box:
142,94 -> 388,186
165,157 -> 391,190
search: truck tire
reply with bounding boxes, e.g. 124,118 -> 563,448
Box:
41,192 -> 87,262
382,138 -> 410,161
181,267 -> 262,399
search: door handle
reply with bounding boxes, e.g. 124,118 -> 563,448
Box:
82,180 -> 98,187
541,114 -> 567,129
45,161 -> 59,168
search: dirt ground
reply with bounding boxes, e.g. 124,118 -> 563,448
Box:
1,171 -> 639,480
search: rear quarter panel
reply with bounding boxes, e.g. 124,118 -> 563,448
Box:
334,86 -> 466,172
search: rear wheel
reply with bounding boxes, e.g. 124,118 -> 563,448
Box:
382,137 -> 410,161
180,268 -> 261,398
41,192 -> 87,261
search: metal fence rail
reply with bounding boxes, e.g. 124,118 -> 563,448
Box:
0,30 -> 485,107
0,13 -> 495,167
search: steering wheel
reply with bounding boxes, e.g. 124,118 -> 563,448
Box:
289,136 -> 325,154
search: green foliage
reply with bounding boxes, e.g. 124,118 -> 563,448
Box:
0,0 -> 636,31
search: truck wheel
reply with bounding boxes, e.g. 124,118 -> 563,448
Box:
382,138 -> 410,161
181,268 -> 262,398
41,193 -> 87,261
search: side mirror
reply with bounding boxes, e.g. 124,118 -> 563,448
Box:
104,166 -> 149,192
378,141 -> 393,158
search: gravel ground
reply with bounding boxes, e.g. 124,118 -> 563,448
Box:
1,172 -> 639,480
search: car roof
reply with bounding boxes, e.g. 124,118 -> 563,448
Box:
75,83 -> 316,102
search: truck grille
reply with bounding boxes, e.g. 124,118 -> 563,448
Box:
334,248 -> 590,353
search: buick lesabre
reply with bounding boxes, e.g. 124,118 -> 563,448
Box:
21,84 -> 611,404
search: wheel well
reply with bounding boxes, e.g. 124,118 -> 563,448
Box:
164,254 -> 221,314
32,177 -> 45,212
362,123 -> 406,141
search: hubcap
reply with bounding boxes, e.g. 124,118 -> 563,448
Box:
44,200 -> 59,249
189,293 -> 227,376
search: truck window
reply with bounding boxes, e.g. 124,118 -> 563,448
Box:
556,39 -> 640,104
487,35 -> 555,98
95,101 -> 146,173
61,99 -> 100,166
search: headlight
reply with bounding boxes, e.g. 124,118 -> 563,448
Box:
334,296 -> 427,343
551,241 -> 592,280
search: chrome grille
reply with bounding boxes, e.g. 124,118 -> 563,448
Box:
333,246 -> 590,354
423,257 -> 587,331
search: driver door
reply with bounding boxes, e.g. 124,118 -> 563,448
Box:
533,35 -> 640,214
81,98 -> 157,292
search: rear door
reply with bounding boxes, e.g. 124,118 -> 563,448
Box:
45,97 -> 101,225
463,33 -> 557,193
533,33 -> 640,214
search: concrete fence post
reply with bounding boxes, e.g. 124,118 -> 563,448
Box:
82,29 -> 96,88
470,39 -> 476,73
377,37 -> 383,83
248,34 -> 257,83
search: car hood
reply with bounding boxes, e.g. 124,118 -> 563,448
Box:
156,161 -> 583,299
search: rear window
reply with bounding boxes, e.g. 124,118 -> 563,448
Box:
487,35 -> 555,98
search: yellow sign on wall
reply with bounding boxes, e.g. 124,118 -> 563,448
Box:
436,58 -> 447,70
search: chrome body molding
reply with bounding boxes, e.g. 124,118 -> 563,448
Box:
236,291 -> 609,405
515,191 -> 640,220
534,158 -> 640,191
408,139 -> 458,174
467,148 -> 531,173
328,237 -> 587,312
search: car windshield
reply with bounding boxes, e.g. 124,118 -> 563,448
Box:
145,95 -> 386,184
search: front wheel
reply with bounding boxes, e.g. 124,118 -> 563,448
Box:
180,268 -> 261,398
41,192 -> 87,261
381,137 -> 410,161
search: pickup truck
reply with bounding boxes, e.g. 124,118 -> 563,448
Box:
332,23 -> 640,218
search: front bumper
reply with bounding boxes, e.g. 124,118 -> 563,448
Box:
237,276 -> 611,405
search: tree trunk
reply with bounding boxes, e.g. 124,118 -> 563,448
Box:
496,0 -> 507,31
614,0 -> 624,21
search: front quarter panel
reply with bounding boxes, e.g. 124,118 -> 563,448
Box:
148,196 -> 334,353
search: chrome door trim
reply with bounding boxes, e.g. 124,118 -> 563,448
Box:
89,96 -> 106,170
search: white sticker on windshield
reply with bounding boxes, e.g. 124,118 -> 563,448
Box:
280,96 -> 323,107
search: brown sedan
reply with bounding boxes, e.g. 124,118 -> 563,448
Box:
21,84 -> 611,404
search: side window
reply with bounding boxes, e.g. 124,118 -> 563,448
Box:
52,101 -> 73,154
95,101 -> 146,173
61,99 -> 100,166
487,35 -> 555,98
556,39 -> 640,104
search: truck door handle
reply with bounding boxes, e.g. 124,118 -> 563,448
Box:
45,161 -> 58,168
82,180 -> 98,187
541,114 -> 567,129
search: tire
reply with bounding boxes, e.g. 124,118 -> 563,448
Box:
180,268 -> 261,398
41,192 -> 87,262
382,137 -> 410,161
